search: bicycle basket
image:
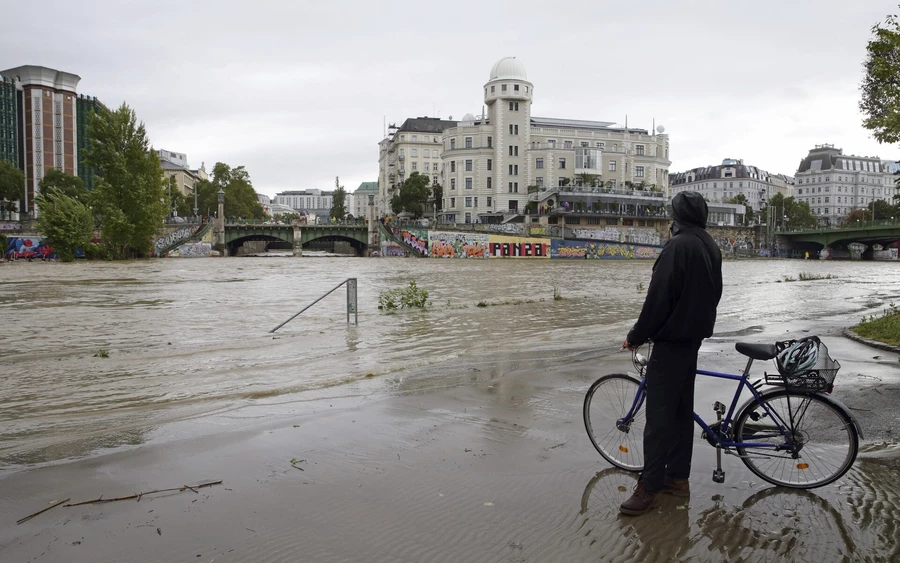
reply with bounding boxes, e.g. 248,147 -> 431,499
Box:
766,337 -> 840,392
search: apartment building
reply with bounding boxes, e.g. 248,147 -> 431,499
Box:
669,158 -> 794,213
794,144 -> 899,226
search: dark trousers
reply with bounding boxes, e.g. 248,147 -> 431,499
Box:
641,340 -> 700,493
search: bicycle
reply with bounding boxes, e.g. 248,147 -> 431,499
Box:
583,336 -> 864,489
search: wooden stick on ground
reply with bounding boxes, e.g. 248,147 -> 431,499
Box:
65,480 -> 223,508
17,498 -> 71,525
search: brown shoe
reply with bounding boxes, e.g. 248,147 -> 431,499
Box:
661,478 -> 690,498
619,480 -> 659,516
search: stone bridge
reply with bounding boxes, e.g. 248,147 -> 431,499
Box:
223,223 -> 369,256
777,223 -> 900,257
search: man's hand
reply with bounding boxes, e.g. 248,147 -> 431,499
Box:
622,339 -> 637,351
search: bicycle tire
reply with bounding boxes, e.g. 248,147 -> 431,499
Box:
734,389 -> 858,489
583,373 -> 645,471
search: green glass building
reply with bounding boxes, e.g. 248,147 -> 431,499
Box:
76,94 -> 102,190
0,75 -> 18,168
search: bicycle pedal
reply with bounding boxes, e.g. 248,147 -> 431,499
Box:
712,469 -> 725,484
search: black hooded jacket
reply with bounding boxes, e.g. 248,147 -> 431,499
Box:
627,191 -> 723,346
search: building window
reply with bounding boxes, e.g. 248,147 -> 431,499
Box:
433,176 -> 438,185
508,182 -> 513,193
451,178 -> 456,190
491,85 -> 495,93
465,159 -> 472,171
487,196 -> 492,207
465,197 -> 472,207
536,158 -> 544,169
548,139 -> 556,147
536,177 -> 543,187
609,160 -> 616,171
412,135 -> 417,142
423,163 -> 429,172
432,150 -> 438,158
564,140 -> 573,149
474,197 -> 478,207
635,145 -> 644,156
412,162 -> 417,171
487,177 -> 492,189
400,135 -> 405,141
450,138 -> 456,150
451,197 -> 456,207
514,146 -> 518,156
509,146 -> 513,156
509,164 -> 513,175
514,84 -> 519,91
559,158 -> 566,169
502,84 -> 507,91
598,142 -> 604,149
487,159 -> 492,171
514,182 -> 518,193
509,102 -> 514,110
487,136 -> 492,148
466,177 -> 472,189
465,137 -> 472,149
635,166 -> 644,178
411,149 -> 417,157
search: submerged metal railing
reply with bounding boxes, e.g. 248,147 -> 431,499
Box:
270,278 -> 358,332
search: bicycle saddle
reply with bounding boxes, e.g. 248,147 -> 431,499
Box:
735,342 -> 777,360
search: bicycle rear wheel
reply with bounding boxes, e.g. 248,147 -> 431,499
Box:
583,374 -> 645,471
734,389 -> 858,488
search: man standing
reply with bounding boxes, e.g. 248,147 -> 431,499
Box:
620,191 -> 723,516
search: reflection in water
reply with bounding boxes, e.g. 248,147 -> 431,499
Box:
1,259 -> 899,469
578,460 -> 900,562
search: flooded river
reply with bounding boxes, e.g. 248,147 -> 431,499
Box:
1,257 -> 899,472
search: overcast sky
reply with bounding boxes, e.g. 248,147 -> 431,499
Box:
5,1 -> 898,197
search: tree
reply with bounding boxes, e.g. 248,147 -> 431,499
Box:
83,103 -> 167,258
35,190 -> 93,261
860,11 -> 900,144
330,176 -> 347,220
0,160 -> 25,218
389,172 -> 430,217
209,163 -> 266,220
40,169 -> 87,203
768,193 -> 816,230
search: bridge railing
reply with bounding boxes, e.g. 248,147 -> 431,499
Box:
270,278 -> 358,332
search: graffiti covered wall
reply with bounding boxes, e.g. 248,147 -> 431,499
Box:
429,231 -> 489,258
5,236 -> 55,259
153,225 -> 199,255
551,239 -> 661,260
400,229 -> 428,255
169,242 -> 212,257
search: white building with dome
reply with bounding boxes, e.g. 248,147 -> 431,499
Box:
378,57 -> 673,227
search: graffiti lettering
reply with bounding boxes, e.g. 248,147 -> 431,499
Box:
154,226 -> 199,254
169,242 -> 212,257
0,221 -> 22,231
488,242 -> 548,257
5,236 -> 55,260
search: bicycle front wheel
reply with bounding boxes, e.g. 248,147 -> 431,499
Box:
734,389 -> 858,488
583,374 -> 645,471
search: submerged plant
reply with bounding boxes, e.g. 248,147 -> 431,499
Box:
378,280 -> 430,310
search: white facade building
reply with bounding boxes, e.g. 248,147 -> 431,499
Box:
273,189 -> 334,215
378,118 -> 455,214
352,181 -> 380,218
794,145 -> 899,226
669,158 -> 794,213
437,58 -> 671,223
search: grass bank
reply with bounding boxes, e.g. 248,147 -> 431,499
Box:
852,304 -> 900,347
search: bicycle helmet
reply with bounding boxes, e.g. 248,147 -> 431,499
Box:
776,339 -> 819,375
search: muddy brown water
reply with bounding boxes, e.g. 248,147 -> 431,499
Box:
2,257 -> 900,560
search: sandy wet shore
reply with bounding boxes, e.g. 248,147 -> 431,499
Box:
2,334 -> 900,563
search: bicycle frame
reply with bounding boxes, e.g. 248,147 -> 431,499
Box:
618,367 -> 799,451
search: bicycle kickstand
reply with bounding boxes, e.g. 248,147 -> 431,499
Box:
712,401 -> 726,484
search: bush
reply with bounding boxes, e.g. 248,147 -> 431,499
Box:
378,280 -> 430,310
